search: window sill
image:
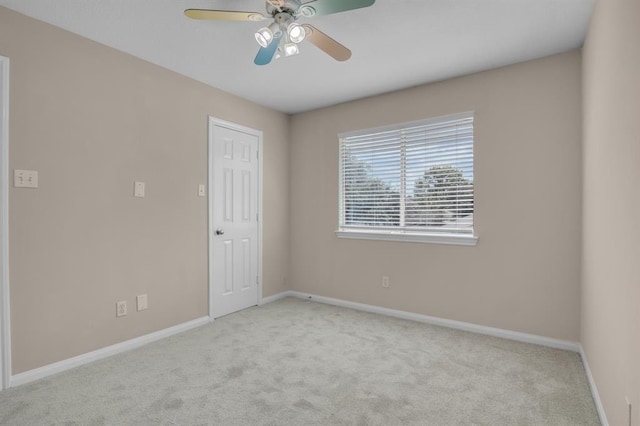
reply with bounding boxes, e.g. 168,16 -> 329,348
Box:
335,230 -> 478,246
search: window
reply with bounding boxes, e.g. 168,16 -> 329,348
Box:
337,112 -> 476,245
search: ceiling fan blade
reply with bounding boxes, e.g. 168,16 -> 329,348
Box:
300,0 -> 375,16
302,25 -> 351,62
184,9 -> 265,22
254,36 -> 281,66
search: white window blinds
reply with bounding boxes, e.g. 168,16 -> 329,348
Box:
339,112 -> 474,237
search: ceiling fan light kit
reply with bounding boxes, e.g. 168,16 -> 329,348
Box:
184,0 -> 376,65
287,23 -> 306,43
283,42 -> 300,57
255,22 -> 280,48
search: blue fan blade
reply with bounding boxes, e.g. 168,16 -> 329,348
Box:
254,36 -> 280,66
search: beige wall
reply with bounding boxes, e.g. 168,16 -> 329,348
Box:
0,2 -> 606,389
290,51 -> 583,341
0,7 -> 290,373
582,0 -> 640,424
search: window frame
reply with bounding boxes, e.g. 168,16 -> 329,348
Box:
336,112 -> 478,246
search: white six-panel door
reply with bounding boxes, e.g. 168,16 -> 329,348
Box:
209,118 -> 261,319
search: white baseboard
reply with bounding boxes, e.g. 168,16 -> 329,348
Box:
10,316 -> 210,388
579,344 -> 608,426
286,291 -> 581,352
259,291 -> 292,305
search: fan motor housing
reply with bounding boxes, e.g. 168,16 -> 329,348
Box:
274,12 -> 293,25
266,0 -> 302,18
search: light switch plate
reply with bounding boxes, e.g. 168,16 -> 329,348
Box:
134,181 -> 145,198
136,294 -> 148,311
14,169 -> 38,188
198,184 -> 206,197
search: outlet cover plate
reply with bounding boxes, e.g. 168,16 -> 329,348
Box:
116,300 -> 127,317
382,276 -> 390,288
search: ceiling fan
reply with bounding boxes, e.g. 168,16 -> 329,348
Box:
184,0 -> 376,65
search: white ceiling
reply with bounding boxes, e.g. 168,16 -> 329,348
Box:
0,0 -> 594,114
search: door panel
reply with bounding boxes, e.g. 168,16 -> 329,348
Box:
210,121 -> 259,319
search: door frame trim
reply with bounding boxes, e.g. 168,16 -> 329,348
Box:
1,55 -> 11,390
207,117 -> 263,320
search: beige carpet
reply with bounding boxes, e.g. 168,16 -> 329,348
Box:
0,297 -> 599,425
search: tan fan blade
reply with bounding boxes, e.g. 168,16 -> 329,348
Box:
302,25 -> 351,61
184,9 -> 265,22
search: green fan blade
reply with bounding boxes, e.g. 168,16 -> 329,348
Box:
300,0 -> 375,16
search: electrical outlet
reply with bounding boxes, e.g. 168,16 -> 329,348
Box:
116,300 -> 127,317
136,294 -> 148,311
382,276 -> 390,288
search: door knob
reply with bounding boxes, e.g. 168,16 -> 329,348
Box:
215,228 -> 225,235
